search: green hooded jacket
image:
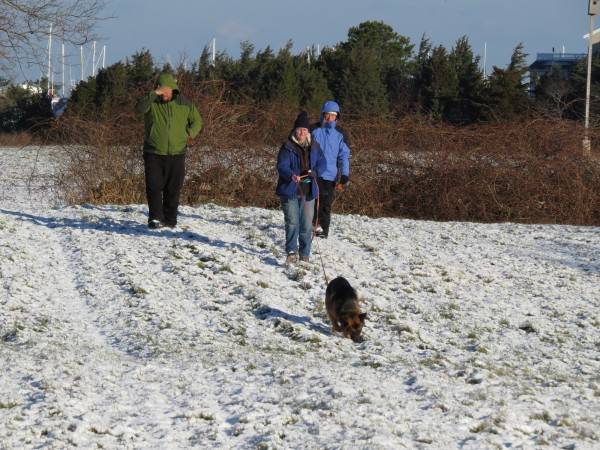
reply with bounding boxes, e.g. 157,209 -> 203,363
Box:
136,73 -> 203,155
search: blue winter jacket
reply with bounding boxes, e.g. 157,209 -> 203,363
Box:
312,122 -> 351,181
276,137 -> 323,200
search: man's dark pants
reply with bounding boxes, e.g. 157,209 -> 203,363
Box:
313,178 -> 336,236
143,152 -> 186,226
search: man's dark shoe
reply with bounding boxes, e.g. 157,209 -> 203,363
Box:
148,219 -> 162,229
315,230 -> 328,238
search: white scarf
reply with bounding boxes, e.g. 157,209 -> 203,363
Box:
291,133 -> 311,148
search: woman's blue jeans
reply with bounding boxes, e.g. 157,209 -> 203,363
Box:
281,197 -> 315,257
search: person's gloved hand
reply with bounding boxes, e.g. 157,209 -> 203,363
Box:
335,175 -> 349,191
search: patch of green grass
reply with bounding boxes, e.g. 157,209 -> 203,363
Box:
0,401 -> 18,409
284,416 -> 299,426
370,304 -> 383,313
168,250 -> 183,260
362,243 -> 377,253
438,303 -> 458,320
287,268 -> 306,281
362,359 -> 383,369
216,264 -> 233,274
184,243 -> 199,253
470,421 -> 489,433
130,286 -> 148,297
530,411 -> 552,424
394,323 -> 413,333
89,427 -> 111,435
420,352 -> 446,368
299,281 -> 312,291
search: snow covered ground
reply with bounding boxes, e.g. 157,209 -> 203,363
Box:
1,146 -> 599,449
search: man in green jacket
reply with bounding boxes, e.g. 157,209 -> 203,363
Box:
136,72 -> 203,229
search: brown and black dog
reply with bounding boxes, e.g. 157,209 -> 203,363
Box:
325,276 -> 367,342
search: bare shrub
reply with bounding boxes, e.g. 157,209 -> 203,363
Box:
0,132 -> 33,146
53,88 -> 600,226
53,115 -> 145,205
338,118 -> 600,225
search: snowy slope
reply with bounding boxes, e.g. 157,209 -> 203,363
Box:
0,147 -> 599,449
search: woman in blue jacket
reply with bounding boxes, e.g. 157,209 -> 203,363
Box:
312,100 -> 351,238
276,111 -> 324,266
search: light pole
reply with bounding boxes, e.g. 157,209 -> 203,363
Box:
584,0 -> 600,154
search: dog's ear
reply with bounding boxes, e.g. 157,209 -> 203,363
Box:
359,312 -> 367,321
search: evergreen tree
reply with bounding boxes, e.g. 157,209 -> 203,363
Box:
484,43 -> 531,120
68,77 -> 98,117
411,34 -> 433,111
341,44 -> 389,115
95,62 -> 130,118
421,45 -> 459,119
447,36 -> 484,123
0,82 -> 52,131
196,46 -> 213,82
321,21 -> 413,116
272,42 -> 301,106
298,63 -> 332,112
127,50 -> 156,87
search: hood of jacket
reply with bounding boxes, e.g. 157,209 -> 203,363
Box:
157,73 -> 179,91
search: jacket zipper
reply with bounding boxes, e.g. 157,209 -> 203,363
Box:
167,101 -> 172,154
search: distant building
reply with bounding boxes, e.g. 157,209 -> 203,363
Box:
528,52 -> 586,95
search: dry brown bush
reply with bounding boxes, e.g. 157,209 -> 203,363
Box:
52,86 -> 600,226
340,118 -> 600,225
0,132 -> 33,146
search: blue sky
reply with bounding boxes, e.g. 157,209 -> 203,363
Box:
44,0 -> 589,83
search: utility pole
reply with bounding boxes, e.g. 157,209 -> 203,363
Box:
92,41 -> 96,76
483,42 -> 487,78
584,0 -> 600,155
211,38 -> 216,66
80,45 -> 84,81
47,23 -> 53,94
61,42 -> 65,97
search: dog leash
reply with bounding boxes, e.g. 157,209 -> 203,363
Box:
313,234 -> 330,285
314,181 -> 350,286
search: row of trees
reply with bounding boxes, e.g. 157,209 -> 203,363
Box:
1,20 -> 598,132
67,21 -> 534,123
